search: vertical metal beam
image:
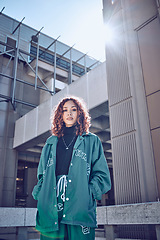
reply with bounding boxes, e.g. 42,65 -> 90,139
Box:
11,17 -> 25,109
35,33 -> 40,90
11,26 -> 21,107
84,55 -> 87,73
156,0 -> 160,19
69,48 -> 72,85
53,41 -> 57,94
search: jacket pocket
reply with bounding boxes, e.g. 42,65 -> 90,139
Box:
32,178 -> 43,200
88,184 -> 95,210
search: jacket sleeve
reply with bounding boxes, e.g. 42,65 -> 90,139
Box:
89,136 -> 111,200
32,143 -> 48,200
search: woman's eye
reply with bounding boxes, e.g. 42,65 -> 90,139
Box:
63,109 -> 67,112
72,108 -> 77,112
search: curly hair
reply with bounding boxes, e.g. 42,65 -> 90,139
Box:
51,96 -> 91,137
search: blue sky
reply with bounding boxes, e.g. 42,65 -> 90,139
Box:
0,0 -> 106,61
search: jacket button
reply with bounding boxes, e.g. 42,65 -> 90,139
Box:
69,179 -> 71,182
54,204 -> 56,207
63,214 -> 66,218
66,197 -> 69,201
70,163 -> 73,166
55,222 -> 57,225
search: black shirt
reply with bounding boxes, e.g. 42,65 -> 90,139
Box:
56,126 -> 77,176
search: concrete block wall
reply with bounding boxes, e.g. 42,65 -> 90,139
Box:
0,202 -> 160,239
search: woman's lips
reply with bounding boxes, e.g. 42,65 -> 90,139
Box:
67,117 -> 73,120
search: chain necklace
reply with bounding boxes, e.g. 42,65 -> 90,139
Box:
62,135 -> 76,150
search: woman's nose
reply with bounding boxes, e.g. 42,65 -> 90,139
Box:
68,110 -> 72,115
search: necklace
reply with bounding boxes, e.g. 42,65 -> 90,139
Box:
62,135 -> 76,150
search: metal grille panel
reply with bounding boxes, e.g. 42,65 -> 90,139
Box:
112,132 -> 141,204
107,36 -> 131,106
110,98 -> 135,138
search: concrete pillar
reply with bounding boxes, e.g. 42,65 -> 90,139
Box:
156,225 -> 160,240
2,109 -> 18,207
104,225 -> 116,240
0,57 -> 18,206
0,75 -> 11,206
17,227 -> 27,240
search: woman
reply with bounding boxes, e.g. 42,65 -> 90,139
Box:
32,96 -> 111,240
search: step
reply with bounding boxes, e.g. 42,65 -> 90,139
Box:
95,238 -> 106,240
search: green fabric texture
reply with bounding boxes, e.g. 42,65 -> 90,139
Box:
32,132 -> 111,233
39,175 -> 95,240
40,224 -> 95,240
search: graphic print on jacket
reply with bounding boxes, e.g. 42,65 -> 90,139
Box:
56,175 -> 67,212
75,149 -> 90,176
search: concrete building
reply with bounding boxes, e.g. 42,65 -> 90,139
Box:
0,12 -> 113,210
103,0 -> 160,205
103,0 -> 160,238
1,0 -> 160,238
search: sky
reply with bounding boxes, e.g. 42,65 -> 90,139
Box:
0,0 -> 106,62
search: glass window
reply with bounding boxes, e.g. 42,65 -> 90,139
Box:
30,45 -> 85,76
6,37 -> 16,55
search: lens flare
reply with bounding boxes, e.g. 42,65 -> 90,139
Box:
104,24 -> 115,45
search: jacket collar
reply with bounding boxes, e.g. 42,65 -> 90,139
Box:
46,132 -> 92,145
74,132 -> 92,149
46,135 -> 58,144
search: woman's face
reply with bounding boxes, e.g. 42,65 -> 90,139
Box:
62,100 -> 78,127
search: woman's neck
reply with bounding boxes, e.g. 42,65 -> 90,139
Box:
63,125 -> 76,135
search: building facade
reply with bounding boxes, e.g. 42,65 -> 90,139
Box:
103,0 -> 160,205
0,13 -> 113,209
0,1 -> 160,238
103,0 -> 160,238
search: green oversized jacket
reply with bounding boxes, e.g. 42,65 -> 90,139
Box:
32,132 -> 111,233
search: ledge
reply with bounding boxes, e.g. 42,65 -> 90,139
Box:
97,202 -> 160,225
0,202 -> 160,227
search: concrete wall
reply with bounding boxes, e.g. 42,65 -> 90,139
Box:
0,202 -> 160,227
13,61 -> 108,149
137,15 -> 160,198
103,0 -> 159,205
0,202 -> 160,240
